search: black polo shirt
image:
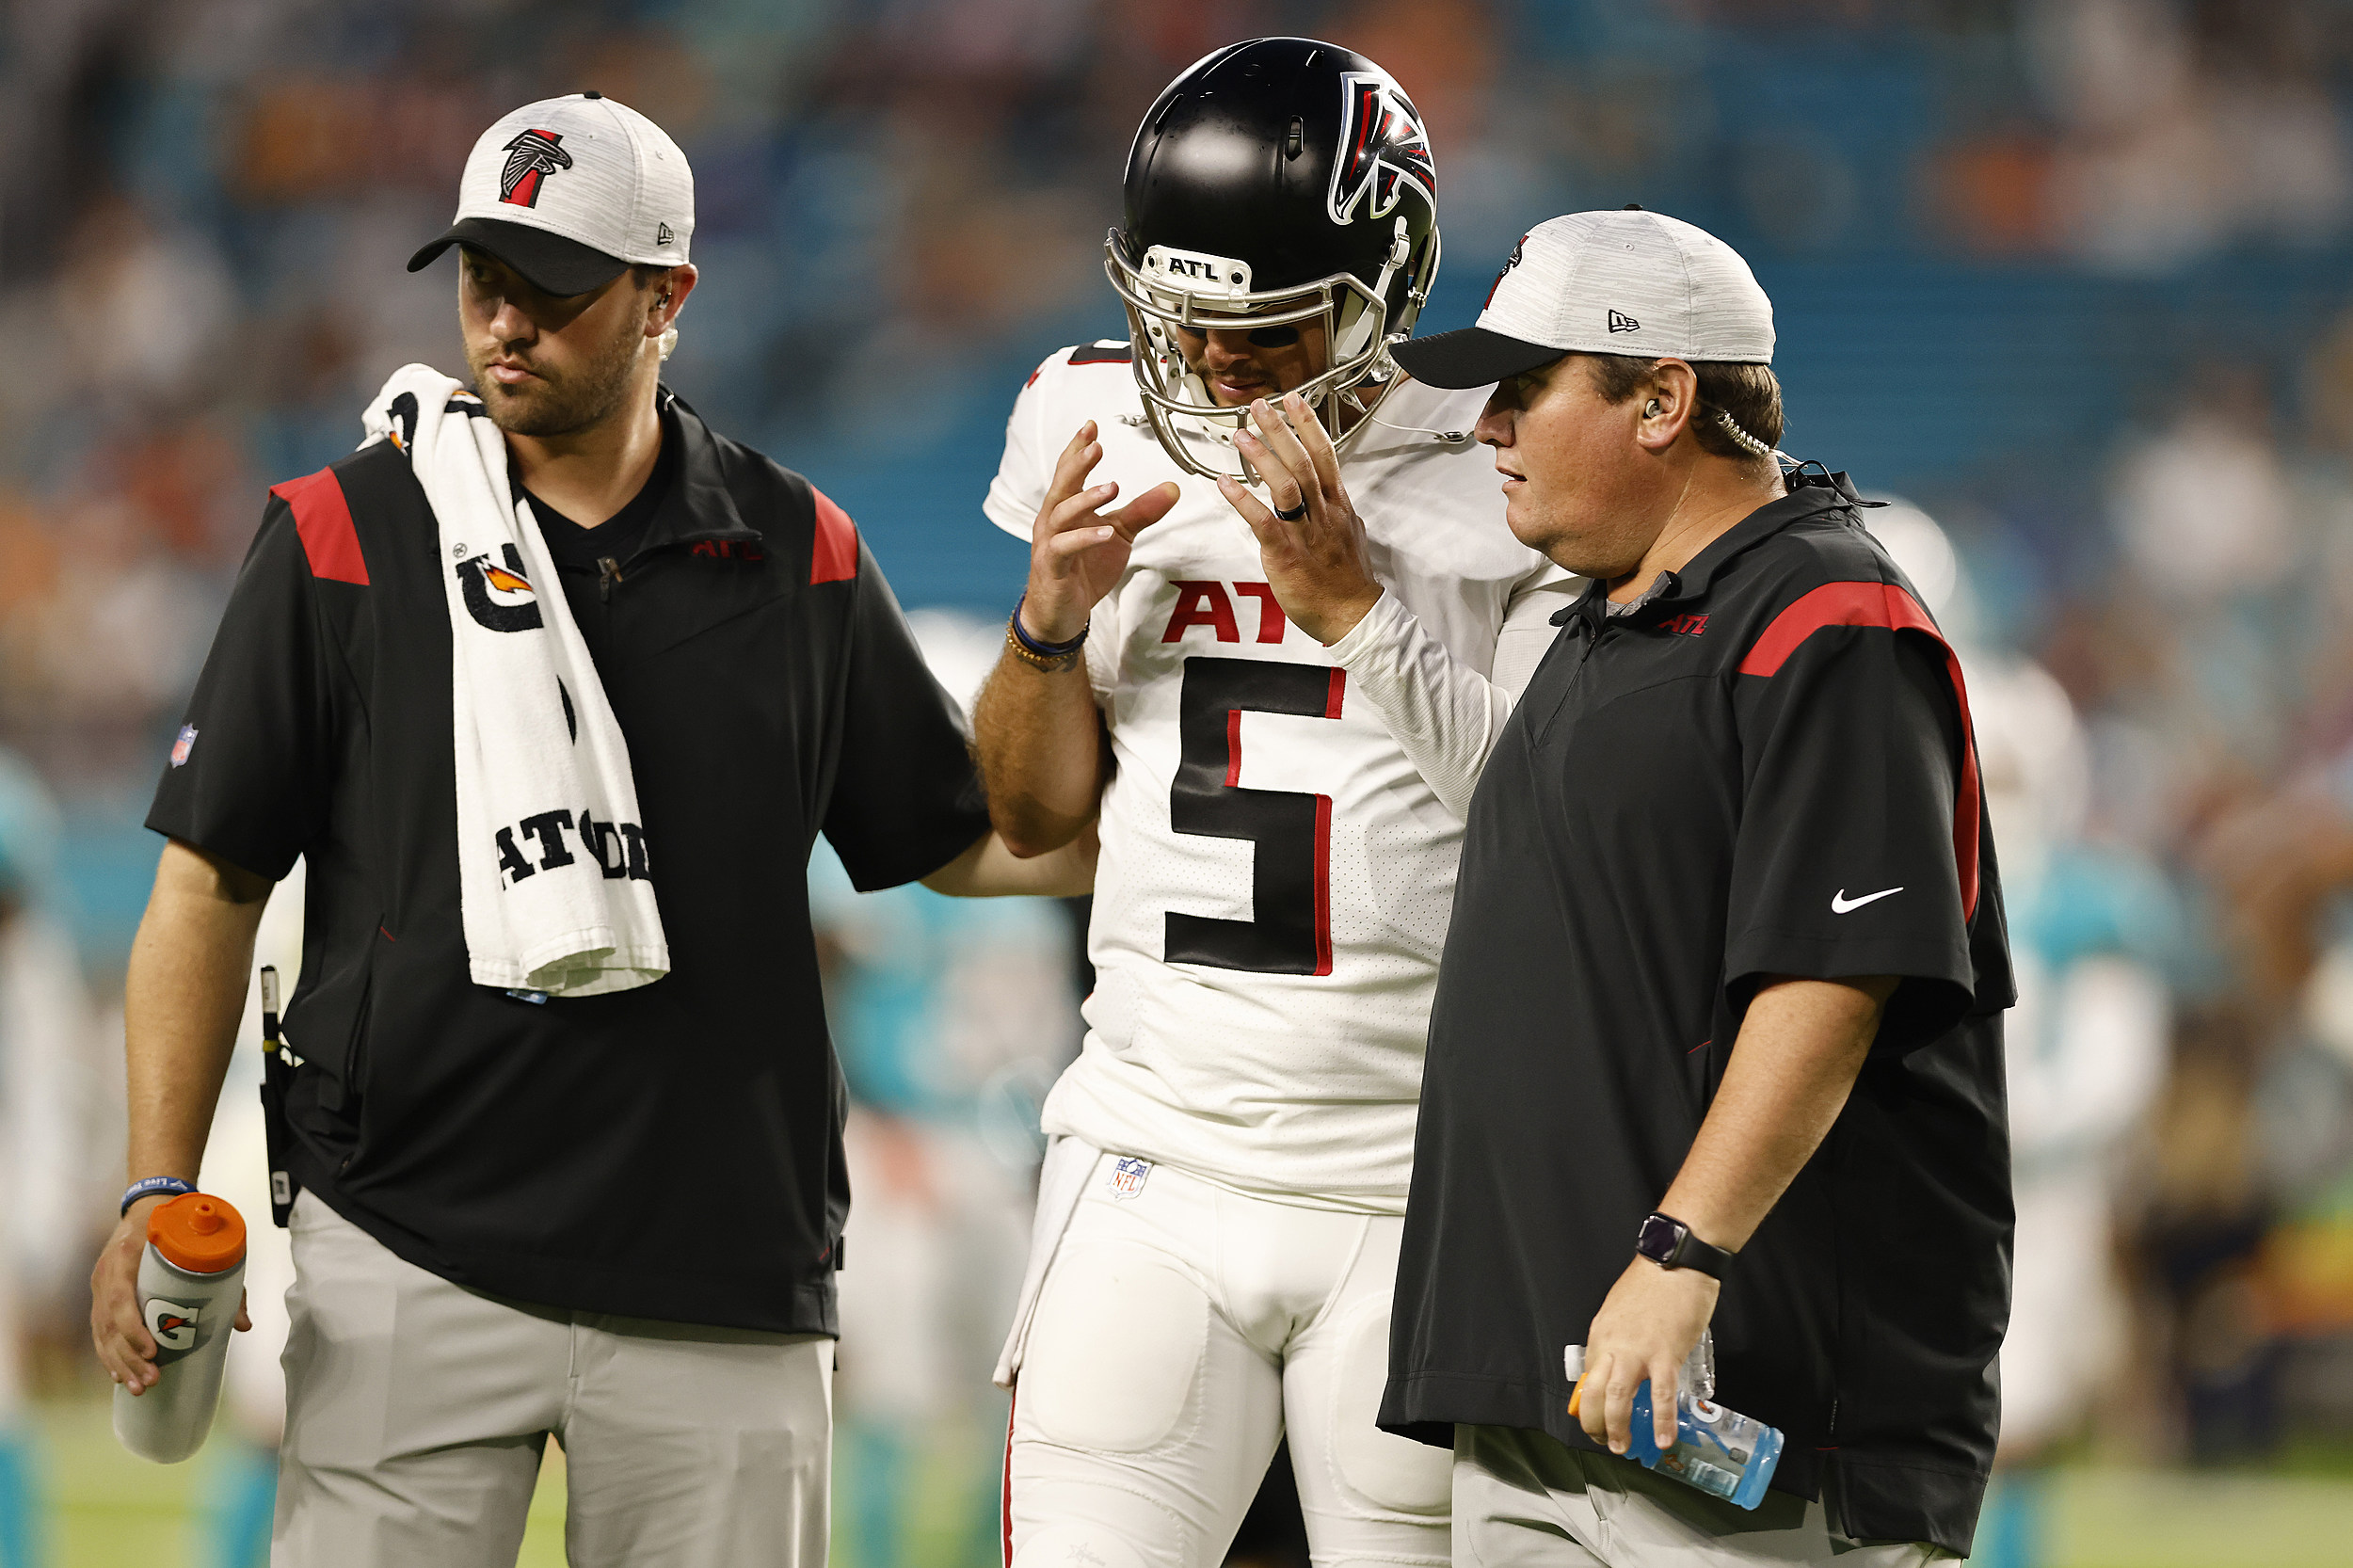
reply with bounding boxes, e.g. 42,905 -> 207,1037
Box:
1381,472 -> 2013,1556
149,389 -> 988,1334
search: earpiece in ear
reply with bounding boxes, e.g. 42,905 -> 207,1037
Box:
1643,398 -> 1662,417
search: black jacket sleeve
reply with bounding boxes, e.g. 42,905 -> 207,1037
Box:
145,499 -> 339,881
820,539 -> 991,890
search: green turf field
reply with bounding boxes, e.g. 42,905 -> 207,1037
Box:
34,1397 -> 2353,1567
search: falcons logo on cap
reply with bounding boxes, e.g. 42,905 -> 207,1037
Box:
500,129 -> 572,208
1327,74 -> 1436,227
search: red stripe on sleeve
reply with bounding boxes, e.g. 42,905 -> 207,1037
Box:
1225,710 -> 1243,788
809,488 -> 858,584
1324,667 -> 1347,719
268,469 -> 369,585
1737,580 -> 1983,921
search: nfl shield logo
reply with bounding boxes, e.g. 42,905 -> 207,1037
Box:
169,725 -> 198,768
1108,1156 -> 1152,1201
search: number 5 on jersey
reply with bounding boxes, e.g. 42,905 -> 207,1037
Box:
1167,657 -> 1346,976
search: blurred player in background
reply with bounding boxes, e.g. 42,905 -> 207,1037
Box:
973,38 -> 1574,1568
818,611 -> 1082,1568
1870,505 -> 2173,1568
0,753 -> 103,1568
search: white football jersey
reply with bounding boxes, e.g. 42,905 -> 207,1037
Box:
984,342 -> 1568,1210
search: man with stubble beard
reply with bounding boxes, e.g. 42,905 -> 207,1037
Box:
89,94 -> 1082,1568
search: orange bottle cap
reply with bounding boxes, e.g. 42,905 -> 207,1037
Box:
148,1192 -> 247,1273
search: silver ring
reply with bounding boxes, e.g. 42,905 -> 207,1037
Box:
1273,496 -> 1309,521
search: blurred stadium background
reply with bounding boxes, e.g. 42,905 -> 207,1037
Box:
2,0 -> 2352,1563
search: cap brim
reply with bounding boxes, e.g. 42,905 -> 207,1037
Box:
1391,328 -> 1567,390
406,216 -> 631,298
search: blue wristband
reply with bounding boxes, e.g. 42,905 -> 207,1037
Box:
120,1176 -> 196,1216
1011,596 -> 1089,658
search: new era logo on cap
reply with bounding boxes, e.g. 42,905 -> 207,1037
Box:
1608,309 -> 1640,333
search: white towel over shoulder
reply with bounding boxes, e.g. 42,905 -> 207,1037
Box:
361,364 -> 668,997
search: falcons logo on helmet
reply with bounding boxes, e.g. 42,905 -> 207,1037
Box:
500,129 -> 572,208
1327,74 -> 1436,227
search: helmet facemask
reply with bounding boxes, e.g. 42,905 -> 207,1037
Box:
1106,221 -> 1439,482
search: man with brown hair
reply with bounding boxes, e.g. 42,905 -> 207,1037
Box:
1377,210 -> 2014,1566
90,92 -> 1078,1568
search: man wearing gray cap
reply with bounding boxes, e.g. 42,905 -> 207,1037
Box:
91,93 -> 1080,1566
1374,210 -> 2013,1565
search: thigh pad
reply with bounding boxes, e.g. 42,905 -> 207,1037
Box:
1020,1241 -> 1208,1455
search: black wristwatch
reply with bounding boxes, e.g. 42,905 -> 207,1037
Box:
1635,1211 -> 1735,1279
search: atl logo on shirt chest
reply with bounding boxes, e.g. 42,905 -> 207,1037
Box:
1161,580 -> 1289,645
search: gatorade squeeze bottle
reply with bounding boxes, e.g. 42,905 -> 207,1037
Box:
1564,1331 -> 1785,1511
114,1192 -> 247,1464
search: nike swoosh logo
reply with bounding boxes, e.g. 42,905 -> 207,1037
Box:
1831,887 -> 1903,914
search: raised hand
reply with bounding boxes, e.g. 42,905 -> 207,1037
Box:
1022,421 -> 1180,646
1217,392 -> 1384,646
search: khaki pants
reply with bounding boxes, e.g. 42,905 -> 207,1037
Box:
1453,1424 -> 1953,1568
274,1192 -> 832,1568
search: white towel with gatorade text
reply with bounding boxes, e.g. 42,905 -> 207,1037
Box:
361,364 -> 668,997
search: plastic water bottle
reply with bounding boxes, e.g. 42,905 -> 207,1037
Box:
1563,1331 -> 1785,1511
114,1192 -> 248,1464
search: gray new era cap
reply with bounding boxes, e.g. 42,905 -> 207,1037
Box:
1394,208 -> 1773,388
408,92 -> 695,297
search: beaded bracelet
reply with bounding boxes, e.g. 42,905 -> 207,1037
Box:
1007,598 -> 1088,672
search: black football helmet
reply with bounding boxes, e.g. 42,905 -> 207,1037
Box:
1108,38 -> 1441,478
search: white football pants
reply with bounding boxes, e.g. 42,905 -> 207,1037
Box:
1004,1152 -> 1449,1568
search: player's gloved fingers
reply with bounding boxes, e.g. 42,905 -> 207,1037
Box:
1281,392 -> 1344,497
